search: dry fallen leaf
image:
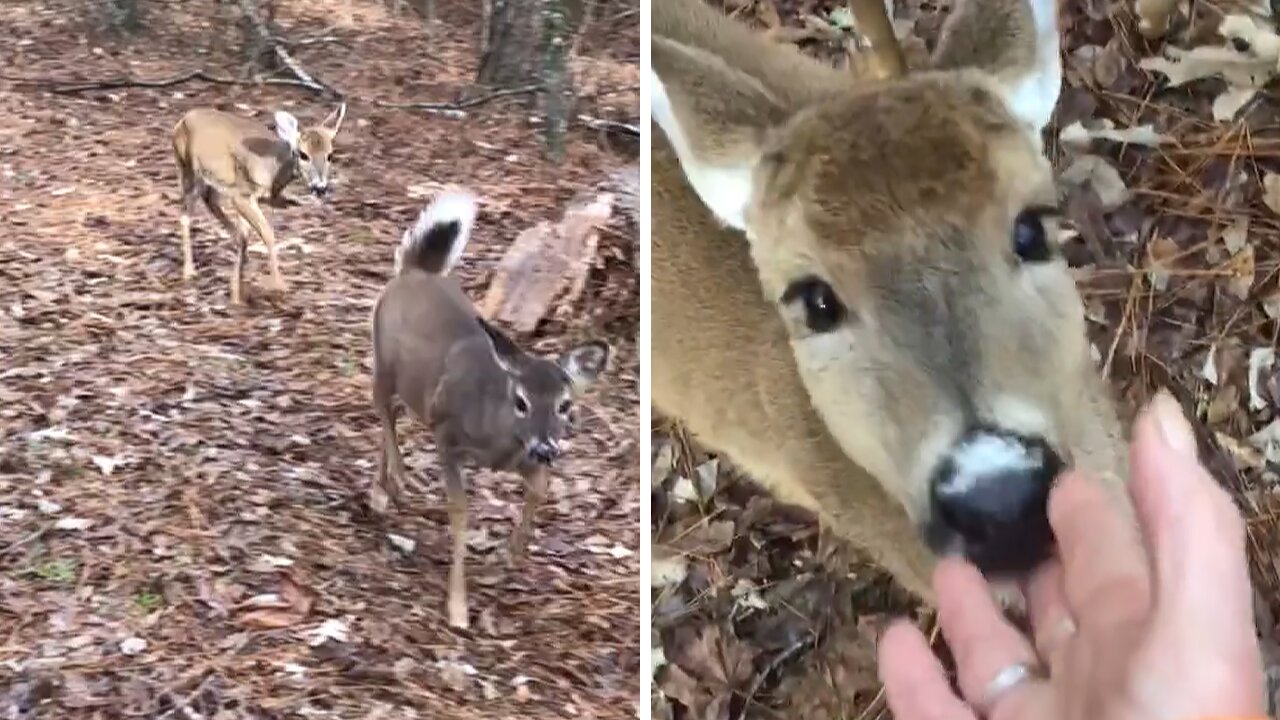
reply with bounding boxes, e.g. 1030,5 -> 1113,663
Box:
1058,120 -> 1170,147
1060,154 -> 1130,211
236,573 -> 315,629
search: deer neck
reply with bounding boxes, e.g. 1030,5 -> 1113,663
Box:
268,146 -> 299,202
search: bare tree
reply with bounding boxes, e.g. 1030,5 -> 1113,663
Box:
476,0 -> 544,87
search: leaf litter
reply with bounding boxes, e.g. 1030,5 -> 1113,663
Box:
653,0 -> 1280,717
0,0 -> 640,717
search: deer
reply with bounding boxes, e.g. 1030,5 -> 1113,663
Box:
369,190 -> 611,629
650,0 -> 1138,607
171,103 -> 347,305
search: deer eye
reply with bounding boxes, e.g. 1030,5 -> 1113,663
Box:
558,399 -> 573,415
1013,209 -> 1053,263
298,150 -> 311,162
514,394 -> 530,416
781,276 -> 846,333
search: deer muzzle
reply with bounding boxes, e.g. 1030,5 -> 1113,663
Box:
527,439 -> 561,465
924,426 -> 1064,577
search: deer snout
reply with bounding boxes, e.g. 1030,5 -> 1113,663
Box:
924,427 -> 1064,577
309,180 -> 331,197
528,439 -> 561,465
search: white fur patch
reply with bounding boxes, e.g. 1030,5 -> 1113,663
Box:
1001,0 -> 1062,135
938,433 -> 1042,496
396,190 -> 478,276
274,111 -> 300,151
649,68 -> 755,231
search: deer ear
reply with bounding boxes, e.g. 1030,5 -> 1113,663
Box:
274,110 -> 300,150
651,36 -> 788,231
931,0 -> 1061,135
476,317 -> 523,370
559,341 -> 610,393
323,102 -> 347,136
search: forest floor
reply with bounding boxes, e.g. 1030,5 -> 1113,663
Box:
0,0 -> 640,718
651,0 -> 1280,718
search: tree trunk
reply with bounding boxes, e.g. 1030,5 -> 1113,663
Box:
476,0 -> 543,87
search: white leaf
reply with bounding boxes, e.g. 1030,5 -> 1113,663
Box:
1249,347 -> 1276,411
387,533 -> 416,554
91,455 -> 124,476
650,554 -> 688,588
1060,155 -> 1130,210
1202,343 -> 1220,386
308,618 -> 350,646
1059,120 -> 1170,147
119,637 -> 147,656
1248,419 -> 1280,463
54,517 -> 93,531
669,476 -> 698,503
1223,217 -> 1250,255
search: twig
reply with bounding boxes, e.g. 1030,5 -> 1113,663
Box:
577,115 -> 639,137
741,634 -> 816,714
155,671 -> 219,720
0,523 -> 51,557
368,84 -> 542,112
37,69 -> 242,94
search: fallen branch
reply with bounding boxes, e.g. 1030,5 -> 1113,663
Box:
368,84 -> 542,112
577,115 -> 639,137
38,69 -> 240,94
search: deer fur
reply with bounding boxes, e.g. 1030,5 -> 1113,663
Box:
370,191 -> 611,629
651,0 -> 1133,603
172,103 -> 346,304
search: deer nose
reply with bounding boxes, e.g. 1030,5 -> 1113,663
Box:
529,440 -> 560,464
310,181 -> 330,196
925,427 -> 1063,576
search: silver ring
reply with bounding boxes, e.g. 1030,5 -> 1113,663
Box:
981,661 -> 1041,710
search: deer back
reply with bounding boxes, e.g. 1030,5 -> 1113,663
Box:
174,104 -> 345,199
374,192 -> 611,472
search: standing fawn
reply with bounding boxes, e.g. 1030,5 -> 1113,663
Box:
171,103 -> 346,304
651,0 -> 1134,604
370,191 -> 611,629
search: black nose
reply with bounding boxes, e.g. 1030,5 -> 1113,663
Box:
529,441 -> 560,464
924,427 -> 1063,576
310,184 -> 329,197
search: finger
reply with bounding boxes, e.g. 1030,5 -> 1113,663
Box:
933,559 -> 1043,710
1129,393 -> 1258,655
1023,558 -> 1075,674
878,620 -> 978,720
1048,470 -> 1151,642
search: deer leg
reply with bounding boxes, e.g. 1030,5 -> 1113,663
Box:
177,172 -> 201,281
509,464 -> 548,565
370,371 -> 407,515
441,455 -> 470,629
200,188 -> 250,305
229,194 -> 286,294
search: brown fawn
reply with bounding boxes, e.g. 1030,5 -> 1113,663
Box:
651,0 -> 1134,603
171,103 -> 346,304
369,190 -> 611,629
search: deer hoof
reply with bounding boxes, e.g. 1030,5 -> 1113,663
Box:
448,600 -> 469,630
368,486 -> 391,516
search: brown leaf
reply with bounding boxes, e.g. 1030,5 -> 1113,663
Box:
669,625 -> 755,690
1224,243 -> 1256,299
236,573 -> 315,629
661,519 -> 736,555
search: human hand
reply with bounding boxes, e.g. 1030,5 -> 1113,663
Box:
877,392 -> 1266,720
